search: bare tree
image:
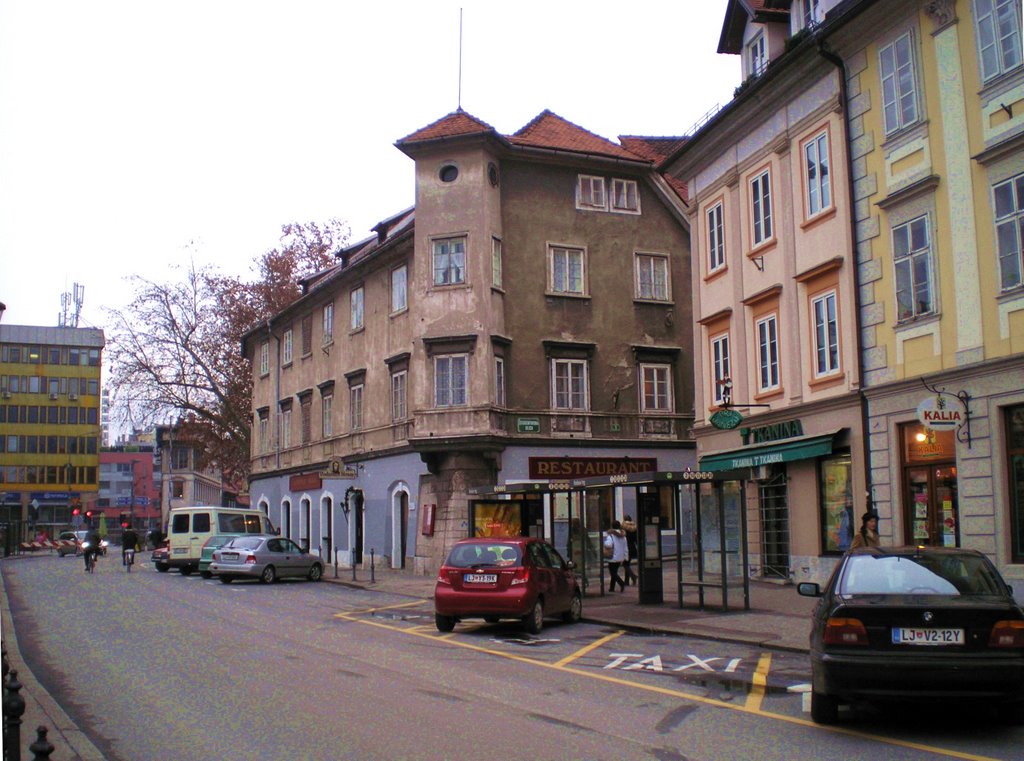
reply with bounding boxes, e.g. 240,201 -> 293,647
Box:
106,220 -> 346,485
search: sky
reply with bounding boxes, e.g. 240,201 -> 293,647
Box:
0,1 -> 739,331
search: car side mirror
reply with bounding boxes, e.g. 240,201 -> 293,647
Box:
797,582 -> 822,597
566,560 -> 576,570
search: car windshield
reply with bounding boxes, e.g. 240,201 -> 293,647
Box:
446,543 -> 522,568
224,536 -> 264,551
839,553 -> 1006,596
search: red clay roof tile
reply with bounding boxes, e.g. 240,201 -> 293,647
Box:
509,110 -> 646,162
396,109 -> 497,144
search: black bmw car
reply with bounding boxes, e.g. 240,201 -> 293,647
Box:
799,546 -> 1024,724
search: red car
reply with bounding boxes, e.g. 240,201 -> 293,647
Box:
434,537 -> 582,634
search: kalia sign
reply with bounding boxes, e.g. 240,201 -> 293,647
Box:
916,395 -> 962,430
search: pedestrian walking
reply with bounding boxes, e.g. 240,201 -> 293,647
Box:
850,511 -> 880,549
603,521 -> 628,592
622,515 -> 639,586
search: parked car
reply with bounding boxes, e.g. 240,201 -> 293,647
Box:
209,535 -> 323,584
199,535 -> 234,578
799,546 -> 1024,724
434,536 -> 582,634
151,542 -> 170,573
57,530 -> 85,557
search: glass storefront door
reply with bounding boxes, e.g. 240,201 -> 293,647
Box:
901,424 -> 958,547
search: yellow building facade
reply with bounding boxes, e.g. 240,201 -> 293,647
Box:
0,324 -> 105,547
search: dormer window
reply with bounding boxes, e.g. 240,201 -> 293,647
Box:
577,175 -> 607,210
748,33 -> 767,77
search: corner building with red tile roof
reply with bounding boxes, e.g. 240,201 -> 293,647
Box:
241,109 -> 695,582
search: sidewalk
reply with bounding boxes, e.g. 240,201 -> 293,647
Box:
2,558 -> 813,760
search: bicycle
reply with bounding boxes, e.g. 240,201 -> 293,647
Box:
123,548 -> 135,573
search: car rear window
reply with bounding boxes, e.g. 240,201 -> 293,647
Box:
446,543 -> 522,568
225,536 -> 263,550
839,554 -> 1006,596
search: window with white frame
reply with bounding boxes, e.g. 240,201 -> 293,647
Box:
549,245 -> 586,295
635,253 -> 670,301
756,314 -> 780,392
640,363 -> 672,412
995,173 -> 1024,290
975,0 -> 1022,81
391,371 -> 407,420
258,412 -> 268,453
879,32 -> 919,135
494,357 -> 506,407
434,355 -> 467,407
577,175 -> 607,210
282,329 -> 293,365
749,33 -> 768,76
322,394 -> 333,437
707,202 -> 725,272
281,406 -> 292,448
811,290 -> 840,377
350,286 -> 364,330
259,342 -> 269,376
551,358 -> 589,411
432,236 -> 466,285
611,179 -> 640,213
391,264 -> 407,312
349,384 -> 363,430
710,333 -> 731,405
804,130 -> 832,217
491,237 -> 503,288
322,303 -> 334,344
893,216 -> 935,320
751,170 -> 773,245
801,0 -> 821,28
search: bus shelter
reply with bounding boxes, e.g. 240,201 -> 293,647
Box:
467,470 -> 749,611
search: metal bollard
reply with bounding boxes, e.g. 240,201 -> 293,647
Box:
3,668 -> 25,761
29,726 -> 53,760
370,548 -> 375,583
333,546 -> 339,579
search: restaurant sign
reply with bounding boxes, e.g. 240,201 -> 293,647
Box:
916,395 -> 962,431
528,456 -> 657,479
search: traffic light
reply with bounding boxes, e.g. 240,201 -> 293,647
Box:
120,512 -> 129,528
72,507 -> 81,517
85,509 -> 93,519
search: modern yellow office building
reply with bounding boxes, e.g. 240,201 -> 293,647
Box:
0,324 -> 105,549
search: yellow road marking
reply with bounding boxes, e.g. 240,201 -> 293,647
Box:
554,629 -> 625,668
336,610 -> 1004,760
744,652 -> 771,712
334,600 -> 426,616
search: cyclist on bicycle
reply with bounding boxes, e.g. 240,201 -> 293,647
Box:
82,528 -> 102,571
121,526 -> 139,568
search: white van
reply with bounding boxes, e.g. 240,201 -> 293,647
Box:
166,506 -> 276,575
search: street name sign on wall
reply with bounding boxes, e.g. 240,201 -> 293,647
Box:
517,417 -> 541,433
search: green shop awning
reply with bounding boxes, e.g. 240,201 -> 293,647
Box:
699,430 -> 840,473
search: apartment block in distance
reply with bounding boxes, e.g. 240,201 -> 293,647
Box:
0,323 -> 105,550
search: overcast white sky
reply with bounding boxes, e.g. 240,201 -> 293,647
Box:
0,1 -> 739,331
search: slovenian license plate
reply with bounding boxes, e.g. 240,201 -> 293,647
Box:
892,627 -> 964,645
464,573 -> 497,584
222,552 -> 239,561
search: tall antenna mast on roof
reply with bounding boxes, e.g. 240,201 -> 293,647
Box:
457,8 -> 463,110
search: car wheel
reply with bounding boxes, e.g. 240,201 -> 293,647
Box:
810,689 -> 839,725
562,591 -> 583,624
435,614 -> 456,632
200,571 -> 212,579
220,576 -> 232,584
155,563 -> 169,573
523,600 -> 544,634
308,564 -> 323,582
179,566 -> 192,577
260,565 -> 276,584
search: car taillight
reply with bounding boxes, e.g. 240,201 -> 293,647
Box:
989,620 -> 1024,648
245,554 -> 257,564
436,568 -> 452,586
823,617 -> 869,646
510,567 -> 529,586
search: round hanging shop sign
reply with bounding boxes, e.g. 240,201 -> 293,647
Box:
709,408 -> 744,430
916,395 -> 962,430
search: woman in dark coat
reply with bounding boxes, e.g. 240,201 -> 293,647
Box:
850,511 -> 880,549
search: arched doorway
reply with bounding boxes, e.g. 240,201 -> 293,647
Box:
301,497 -> 311,551
391,487 -> 409,569
320,495 -> 333,561
281,499 -> 292,539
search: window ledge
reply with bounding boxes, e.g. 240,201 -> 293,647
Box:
633,297 -> 674,306
800,205 -> 838,231
808,372 -> 844,390
894,311 -> 940,331
544,291 -> 591,300
748,238 -> 777,259
704,264 -> 728,284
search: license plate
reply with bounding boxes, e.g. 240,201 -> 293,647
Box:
222,552 -> 239,561
892,627 -> 964,645
172,548 -> 188,555
464,573 -> 497,584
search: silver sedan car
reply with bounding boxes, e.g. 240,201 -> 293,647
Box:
209,534 -> 324,584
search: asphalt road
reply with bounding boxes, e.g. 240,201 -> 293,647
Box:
4,553 -> 1024,760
